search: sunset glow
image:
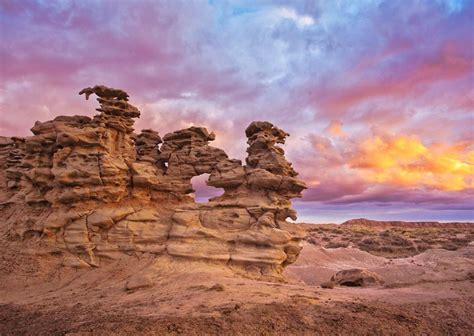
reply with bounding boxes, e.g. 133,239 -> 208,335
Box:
0,0 -> 473,222
351,135 -> 473,191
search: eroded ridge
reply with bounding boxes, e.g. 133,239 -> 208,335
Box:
0,86 -> 307,276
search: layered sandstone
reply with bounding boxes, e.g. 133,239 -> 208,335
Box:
0,86 -> 306,276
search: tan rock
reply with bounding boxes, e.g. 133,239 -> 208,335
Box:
125,274 -> 153,291
331,269 -> 385,287
0,86 -> 307,278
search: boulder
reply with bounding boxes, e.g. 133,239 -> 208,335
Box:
331,269 -> 385,287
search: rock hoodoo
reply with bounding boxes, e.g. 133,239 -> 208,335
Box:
0,86 -> 306,276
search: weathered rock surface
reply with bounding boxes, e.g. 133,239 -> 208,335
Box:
0,86 -> 306,277
125,274 -> 153,291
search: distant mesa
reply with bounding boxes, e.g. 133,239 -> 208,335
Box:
341,218 -> 472,229
0,85 -> 307,278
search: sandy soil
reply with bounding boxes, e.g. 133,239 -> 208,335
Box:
1,227 -> 473,335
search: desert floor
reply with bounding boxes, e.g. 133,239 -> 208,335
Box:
1,224 -> 473,335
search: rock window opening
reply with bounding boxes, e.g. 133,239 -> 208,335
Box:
190,173 -> 223,203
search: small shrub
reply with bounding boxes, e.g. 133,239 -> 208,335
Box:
359,238 -> 380,247
441,243 -> 459,251
325,241 -> 349,248
416,242 -> 431,252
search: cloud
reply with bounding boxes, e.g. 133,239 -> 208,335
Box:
325,120 -> 347,138
313,40 -> 473,117
298,127 -> 473,213
1,0 -> 473,221
350,135 -> 473,191
273,7 -> 315,28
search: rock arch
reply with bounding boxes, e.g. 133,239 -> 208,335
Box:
0,85 -> 307,277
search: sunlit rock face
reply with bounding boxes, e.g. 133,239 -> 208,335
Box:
0,86 -> 306,277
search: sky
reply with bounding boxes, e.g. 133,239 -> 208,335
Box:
0,0 -> 473,223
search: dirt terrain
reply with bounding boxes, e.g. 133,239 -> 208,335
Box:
1,221 -> 473,335
302,219 -> 474,258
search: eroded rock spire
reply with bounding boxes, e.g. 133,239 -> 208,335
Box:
0,85 -> 306,277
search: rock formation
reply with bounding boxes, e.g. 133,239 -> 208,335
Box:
0,86 -> 306,276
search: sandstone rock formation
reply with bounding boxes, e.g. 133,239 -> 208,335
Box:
0,86 -> 306,277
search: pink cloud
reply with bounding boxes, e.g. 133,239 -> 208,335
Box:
322,42 -> 471,113
1,1 -> 473,221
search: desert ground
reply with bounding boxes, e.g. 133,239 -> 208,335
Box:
1,220 -> 473,335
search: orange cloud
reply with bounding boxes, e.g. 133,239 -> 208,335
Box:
350,135 -> 474,191
325,120 -> 347,138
